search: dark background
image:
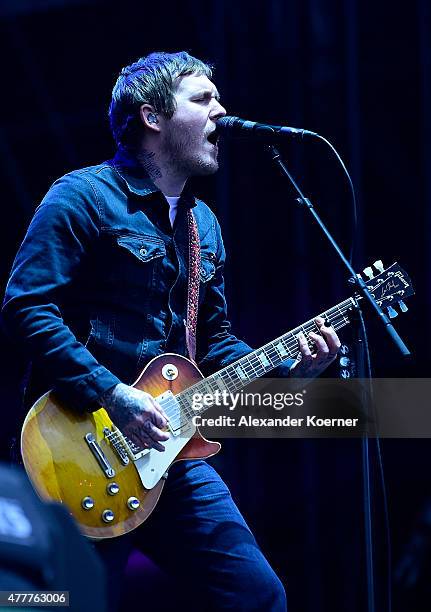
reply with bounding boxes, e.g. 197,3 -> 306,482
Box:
0,1 -> 430,610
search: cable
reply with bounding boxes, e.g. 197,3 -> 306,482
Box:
312,133 -> 358,266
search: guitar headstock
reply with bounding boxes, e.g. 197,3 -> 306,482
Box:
359,261 -> 414,318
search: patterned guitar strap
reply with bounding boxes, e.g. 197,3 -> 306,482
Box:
184,209 -> 201,364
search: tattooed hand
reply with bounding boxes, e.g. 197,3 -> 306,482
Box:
101,383 -> 169,452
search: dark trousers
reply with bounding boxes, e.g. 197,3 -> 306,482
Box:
94,460 -> 287,612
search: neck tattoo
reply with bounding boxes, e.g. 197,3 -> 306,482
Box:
138,149 -> 162,180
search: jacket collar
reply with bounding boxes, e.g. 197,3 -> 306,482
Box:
111,146 -> 196,208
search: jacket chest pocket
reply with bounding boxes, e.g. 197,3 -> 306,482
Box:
200,252 -> 216,283
117,235 -> 166,262
115,234 -> 167,295
200,252 -> 216,289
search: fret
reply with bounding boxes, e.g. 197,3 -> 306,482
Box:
275,340 -> 289,358
201,382 -> 213,395
257,351 -> 271,369
241,354 -> 261,379
234,363 -> 249,381
298,324 -> 308,336
220,364 -> 245,392
225,372 -> 238,393
213,376 -> 227,393
245,354 -> 261,376
336,304 -> 345,321
248,353 -> 267,377
206,376 -> 232,396
280,337 -> 296,358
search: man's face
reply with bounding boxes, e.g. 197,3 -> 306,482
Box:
160,73 -> 226,178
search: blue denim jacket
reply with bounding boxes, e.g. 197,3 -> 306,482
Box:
2,148 -> 293,411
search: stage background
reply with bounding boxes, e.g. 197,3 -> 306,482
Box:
0,1 -> 429,610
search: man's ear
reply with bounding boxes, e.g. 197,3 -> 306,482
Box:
139,105 -> 161,132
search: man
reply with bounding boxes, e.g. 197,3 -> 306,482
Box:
2,51 -> 340,611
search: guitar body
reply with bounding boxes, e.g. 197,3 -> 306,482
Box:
21,354 -> 220,539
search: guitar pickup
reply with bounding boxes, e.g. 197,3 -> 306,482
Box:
155,390 -> 193,437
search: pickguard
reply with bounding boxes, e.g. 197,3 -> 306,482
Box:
134,390 -> 196,489
134,420 -> 195,489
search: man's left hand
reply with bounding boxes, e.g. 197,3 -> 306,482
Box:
290,317 -> 341,378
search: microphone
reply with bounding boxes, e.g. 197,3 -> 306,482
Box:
216,116 -> 317,140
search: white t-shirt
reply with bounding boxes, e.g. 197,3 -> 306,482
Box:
164,195 -> 180,228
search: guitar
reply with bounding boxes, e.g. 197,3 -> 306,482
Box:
21,261 -> 414,539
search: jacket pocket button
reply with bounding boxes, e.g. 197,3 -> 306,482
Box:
140,247 -> 147,256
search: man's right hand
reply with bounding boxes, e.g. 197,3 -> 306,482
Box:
100,383 -> 170,452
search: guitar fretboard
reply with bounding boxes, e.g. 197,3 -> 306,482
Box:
176,297 -> 356,418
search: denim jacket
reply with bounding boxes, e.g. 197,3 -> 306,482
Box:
2,148 -> 293,412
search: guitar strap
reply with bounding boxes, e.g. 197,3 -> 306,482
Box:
184,209 -> 201,363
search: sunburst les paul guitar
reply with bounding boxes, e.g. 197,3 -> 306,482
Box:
21,261 -> 413,539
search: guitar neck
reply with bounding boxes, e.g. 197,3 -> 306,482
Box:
180,296 -> 357,408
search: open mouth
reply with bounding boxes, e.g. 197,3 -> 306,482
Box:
207,131 -> 219,145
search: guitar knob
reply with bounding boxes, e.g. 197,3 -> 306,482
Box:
162,364 -> 179,381
373,260 -> 384,273
107,482 -> 120,495
127,497 -> 140,511
81,496 -> 94,510
102,509 -> 115,523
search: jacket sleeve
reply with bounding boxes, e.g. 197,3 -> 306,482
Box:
1,172 -> 120,411
196,214 -> 294,377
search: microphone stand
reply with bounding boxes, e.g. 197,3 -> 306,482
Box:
266,145 -> 410,355
266,145 -> 410,612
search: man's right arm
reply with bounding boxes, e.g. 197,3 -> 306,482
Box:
2,172 -> 122,411
2,172 -> 171,449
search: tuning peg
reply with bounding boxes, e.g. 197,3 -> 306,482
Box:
373,260 -> 384,273
399,300 -> 408,313
363,266 -> 374,280
387,305 -> 398,319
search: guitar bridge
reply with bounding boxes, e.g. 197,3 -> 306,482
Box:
103,427 -> 130,465
107,427 -> 151,461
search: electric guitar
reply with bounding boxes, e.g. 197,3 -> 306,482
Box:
21,261 -> 414,539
